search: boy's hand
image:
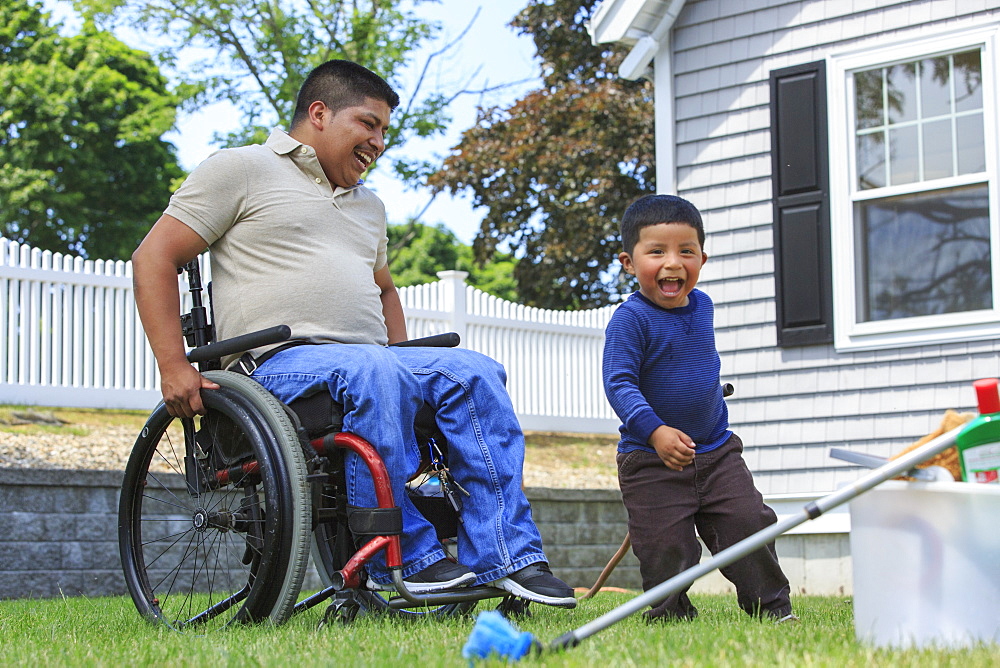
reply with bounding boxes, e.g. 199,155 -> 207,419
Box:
649,425 -> 696,471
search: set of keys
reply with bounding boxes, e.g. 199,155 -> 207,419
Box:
426,438 -> 470,518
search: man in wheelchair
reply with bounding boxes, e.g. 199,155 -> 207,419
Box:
131,59 -> 576,609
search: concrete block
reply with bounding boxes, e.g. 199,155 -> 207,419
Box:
74,514 -> 116,541
544,544 -> 627,570
558,566 -> 642,590
81,570 -> 128,597
531,501 -> 584,523
0,513 -> 47,541
79,542 -> 121,570
538,522 -> 627,546
802,534 -> 851,596
61,541 -> 85,570
582,501 -> 628,524
0,542 -> 63,570
776,534 -> 805,559
83,488 -> 119,514
0,571 -> 83,599
778,539 -> 808,595
1,486 -> 70,514
689,568 -> 738,595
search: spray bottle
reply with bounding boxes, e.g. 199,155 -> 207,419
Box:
955,378 -> 1000,484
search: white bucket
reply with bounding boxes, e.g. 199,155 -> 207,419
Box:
849,480 -> 1000,648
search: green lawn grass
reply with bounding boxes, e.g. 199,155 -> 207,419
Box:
1,593 -> 997,667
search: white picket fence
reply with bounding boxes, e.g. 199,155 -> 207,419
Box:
0,239 -> 619,433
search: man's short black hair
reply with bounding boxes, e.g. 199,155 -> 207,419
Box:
291,60 -> 400,128
620,194 -> 705,255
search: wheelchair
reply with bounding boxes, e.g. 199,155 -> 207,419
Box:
117,260 -> 523,632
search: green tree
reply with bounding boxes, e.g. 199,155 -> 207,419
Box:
76,0 -> 458,184
0,0 -> 183,259
428,0 -> 655,309
388,221 -> 518,302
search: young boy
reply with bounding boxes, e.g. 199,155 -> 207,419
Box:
602,194 -> 794,621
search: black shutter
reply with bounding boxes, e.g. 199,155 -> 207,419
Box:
769,61 -> 833,347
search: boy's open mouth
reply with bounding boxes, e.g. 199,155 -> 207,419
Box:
658,277 -> 684,298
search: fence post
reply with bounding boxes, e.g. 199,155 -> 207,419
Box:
436,270 -> 469,343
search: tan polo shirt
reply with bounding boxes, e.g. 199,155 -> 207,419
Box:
165,129 -> 390,364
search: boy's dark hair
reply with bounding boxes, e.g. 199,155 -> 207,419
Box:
620,194 -> 705,255
291,60 -> 400,128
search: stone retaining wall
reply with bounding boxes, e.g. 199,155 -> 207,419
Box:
0,469 -> 849,601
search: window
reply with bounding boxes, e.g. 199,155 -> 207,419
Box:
828,28 -> 999,350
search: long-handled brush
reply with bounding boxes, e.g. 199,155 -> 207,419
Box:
462,425 -> 963,661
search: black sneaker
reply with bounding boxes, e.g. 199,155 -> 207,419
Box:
370,559 -> 476,594
494,562 -> 577,608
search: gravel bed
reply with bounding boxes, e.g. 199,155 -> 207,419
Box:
0,427 -> 618,490
0,426 -> 136,472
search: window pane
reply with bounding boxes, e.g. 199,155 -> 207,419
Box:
886,63 -> 917,124
857,131 -> 885,189
919,56 -> 952,119
855,69 -> 884,129
954,50 -> 983,113
853,48 -> 985,192
957,112 -> 986,175
889,125 -> 919,185
922,118 -> 953,181
857,185 -> 991,322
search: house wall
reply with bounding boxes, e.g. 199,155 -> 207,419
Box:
664,0 -> 1000,494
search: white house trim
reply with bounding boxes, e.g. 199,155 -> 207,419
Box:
588,0 -> 656,46
588,0 -> 689,193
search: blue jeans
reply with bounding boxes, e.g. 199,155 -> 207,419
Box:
253,344 -> 547,584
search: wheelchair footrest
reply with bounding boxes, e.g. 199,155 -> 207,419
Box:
385,585 -> 508,609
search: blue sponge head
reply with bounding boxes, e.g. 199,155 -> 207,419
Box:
462,610 -> 536,662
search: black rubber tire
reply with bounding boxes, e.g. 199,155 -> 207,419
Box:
118,372 -> 311,631
203,371 -> 312,624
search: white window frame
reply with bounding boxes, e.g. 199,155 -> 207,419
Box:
828,26 -> 1000,352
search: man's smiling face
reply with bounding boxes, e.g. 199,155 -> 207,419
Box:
312,97 -> 390,188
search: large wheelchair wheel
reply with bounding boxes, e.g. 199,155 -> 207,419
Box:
309,480 -> 477,619
119,371 -> 312,631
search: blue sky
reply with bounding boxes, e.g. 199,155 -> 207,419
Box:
47,1 -> 542,244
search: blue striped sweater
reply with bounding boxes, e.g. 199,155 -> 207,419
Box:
603,289 -> 731,454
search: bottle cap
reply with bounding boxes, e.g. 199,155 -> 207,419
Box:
973,378 -> 1000,415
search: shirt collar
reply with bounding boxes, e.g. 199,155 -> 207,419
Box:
264,128 -> 301,156
265,128 -> 365,187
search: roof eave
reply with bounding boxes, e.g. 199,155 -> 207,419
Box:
587,0 -> 687,80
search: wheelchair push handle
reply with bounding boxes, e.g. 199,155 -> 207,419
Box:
186,325 -> 292,363
390,332 -> 461,348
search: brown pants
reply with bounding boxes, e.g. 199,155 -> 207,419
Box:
617,433 -> 792,620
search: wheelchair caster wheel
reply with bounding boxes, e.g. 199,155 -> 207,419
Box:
496,595 -> 532,619
319,594 -> 364,628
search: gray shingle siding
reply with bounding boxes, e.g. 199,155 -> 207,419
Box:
653,0 -> 1000,493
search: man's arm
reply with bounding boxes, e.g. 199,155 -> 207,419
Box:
374,265 -> 407,344
132,214 -> 220,417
